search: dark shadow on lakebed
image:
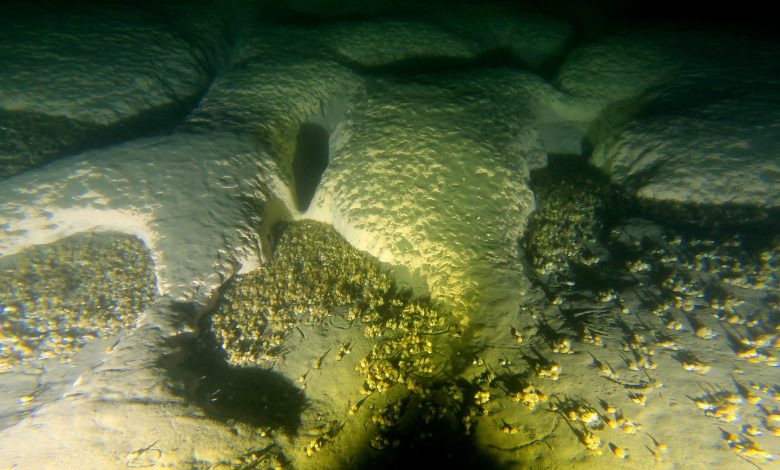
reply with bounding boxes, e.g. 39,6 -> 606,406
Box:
345,384 -> 509,470
160,317 -> 305,436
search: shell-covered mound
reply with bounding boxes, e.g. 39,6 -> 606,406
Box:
212,219 -> 397,368
208,220 -> 486,467
210,220 -> 455,381
0,232 -> 157,368
515,158 -> 780,469
524,156 -> 630,288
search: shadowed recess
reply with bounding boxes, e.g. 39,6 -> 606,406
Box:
347,391 -> 507,470
293,122 -> 330,212
164,330 -> 306,435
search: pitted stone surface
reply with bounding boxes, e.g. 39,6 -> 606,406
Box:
187,26 -> 362,185
309,70 -> 563,316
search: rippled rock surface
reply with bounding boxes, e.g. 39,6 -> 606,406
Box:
0,0 -> 247,177
558,31 -> 780,212
1,2 -> 779,469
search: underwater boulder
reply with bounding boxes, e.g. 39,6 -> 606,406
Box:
317,6 -> 572,72
557,30 -> 779,107
0,0 -> 246,178
185,24 -> 362,192
558,30 -> 780,216
590,87 -> 780,211
308,69 -> 553,319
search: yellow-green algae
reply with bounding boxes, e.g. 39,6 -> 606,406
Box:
208,221 -> 639,468
206,220 -> 613,469
0,232 -> 157,369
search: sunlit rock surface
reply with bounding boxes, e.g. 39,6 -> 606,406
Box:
186,18 -> 588,319
309,70 -> 561,317
0,0 -> 246,177
0,301 -> 269,469
0,131 -> 287,304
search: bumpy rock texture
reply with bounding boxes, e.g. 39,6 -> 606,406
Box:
558,31 -> 780,210
211,221 -> 454,399
2,2 -> 780,468
591,88 -> 780,208
310,70 -> 567,317
186,25 -> 361,188
0,0 -> 245,177
0,131 -> 287,304
212,220 -> 397,368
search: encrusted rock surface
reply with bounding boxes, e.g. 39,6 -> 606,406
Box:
1,4 -> 779,469
0,232 -> 157,369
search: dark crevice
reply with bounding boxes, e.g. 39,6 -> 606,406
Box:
346,412 -> 506,470
334,47 -> 539,79
293,122 -> 330,212
0,96 -> 196,180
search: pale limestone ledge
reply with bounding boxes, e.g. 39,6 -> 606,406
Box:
0,131 -> 293,305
